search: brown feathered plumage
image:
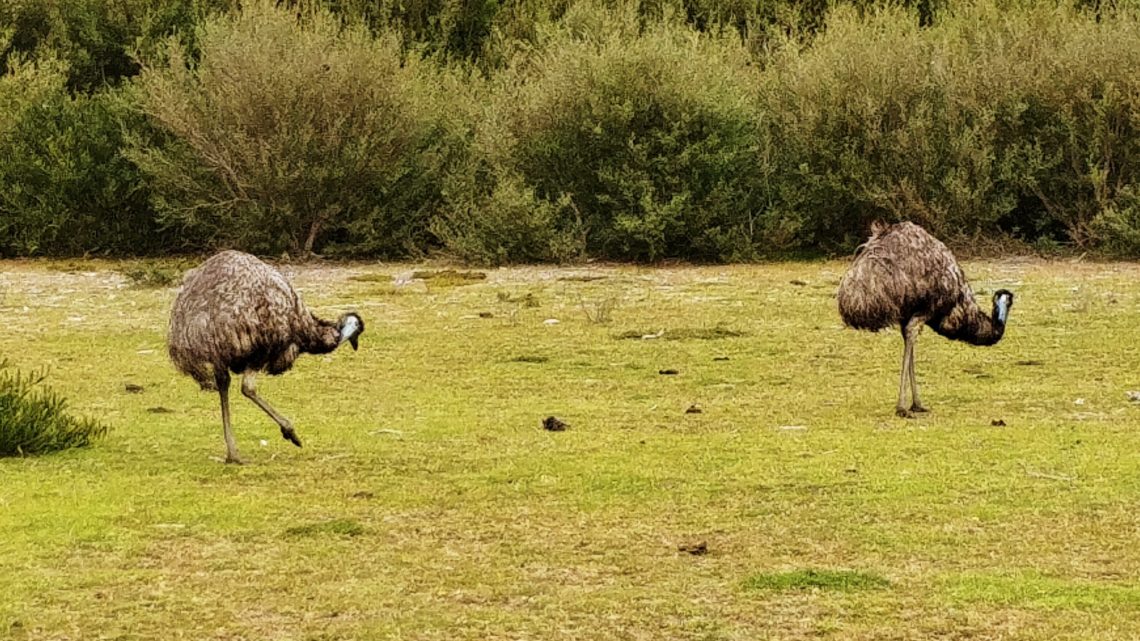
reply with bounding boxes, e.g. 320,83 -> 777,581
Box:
168,250 -> 364,463
837,222 -> 1014,417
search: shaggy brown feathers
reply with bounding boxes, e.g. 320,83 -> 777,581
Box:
169,250 -> 345,389
838,222 -> 1007,345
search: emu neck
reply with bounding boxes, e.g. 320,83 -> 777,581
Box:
928,298 -> 1007,346
966,309 -> 1006,346
298,315 -> 342,355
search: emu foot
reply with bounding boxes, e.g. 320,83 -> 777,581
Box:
224,453 -> 246,465
896,407 -> 916,419
909,404 -> 929,414
280,425 -> 303,448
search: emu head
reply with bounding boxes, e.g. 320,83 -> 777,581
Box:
338,312 -> 365,350
992,289 -> 1014,325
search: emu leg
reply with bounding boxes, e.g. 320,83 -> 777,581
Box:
896,333 -> 913,418
907,331 -> 928,413
241,374 -> 302,448
216,371 -> 244,464
905,318 -> 929,413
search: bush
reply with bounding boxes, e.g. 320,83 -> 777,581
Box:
433,168 -> 585,264
755,1 -> 1140,253
1089,186 -> 1140,255
4,0 -> 1140,260
757,5 -> 1011,252
487,4 -> 768,261
0,58 -> 161,257
983,3 -> 1140,247
0,0 -> 233,92
130,0 -> 459,257
0,361 -> 109,456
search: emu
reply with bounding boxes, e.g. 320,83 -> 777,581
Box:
168,250 -> 364,463
837,222 -> 1014,417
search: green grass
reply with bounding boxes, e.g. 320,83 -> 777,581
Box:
3,259 -> 1140,639
943,571 -> 1140,611
744,569 -> 890,592
283,518 -> 368,538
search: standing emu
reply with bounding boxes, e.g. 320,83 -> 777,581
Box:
168,250 -> 364,463
837,222 -> 1014,418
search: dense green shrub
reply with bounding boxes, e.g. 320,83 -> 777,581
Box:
130,0 -> 460,257
486,5 -> 768,261
0,59 -> 161,257
0,361 -> 109,456
757,5 -> 1016,252
0,0 -> 233,92
755,1 -> 1140,253
433,166 -> 586,264
984,4 -> 1140,248
3,0 -> 1140,261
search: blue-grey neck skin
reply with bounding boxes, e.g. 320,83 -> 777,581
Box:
995,296 -> 1011,325
339,314 -> 361,344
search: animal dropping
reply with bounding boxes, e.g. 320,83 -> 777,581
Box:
168,251 -> 365,464
543,416 -> 569,431
677,541 -> 708,556
837,222 -> 1014,418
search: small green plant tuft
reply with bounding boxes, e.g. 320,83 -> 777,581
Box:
413,269 -> 488,288
743,569 -> 890,593
119,262 -> 185,288
282,518 -> 367,538
496,291 -> 539,307
580,296 -> 617,324
0,361 -> 109,456
413,269 -> 488,282
348,274 -> 391,283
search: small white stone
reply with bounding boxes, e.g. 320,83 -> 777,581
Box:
543,318 -> 560,325
260,439 -> 269,447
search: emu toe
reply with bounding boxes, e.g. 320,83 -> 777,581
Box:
281,426 -> 303,448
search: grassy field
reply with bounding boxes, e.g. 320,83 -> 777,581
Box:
2,258 -> 1140,640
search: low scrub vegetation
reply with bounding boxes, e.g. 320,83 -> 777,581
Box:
0,361 -> 109,456
2,0 -> 1140,260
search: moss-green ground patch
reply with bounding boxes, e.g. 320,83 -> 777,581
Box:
743,568 -> 890,592
3,259 -> 1140,639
